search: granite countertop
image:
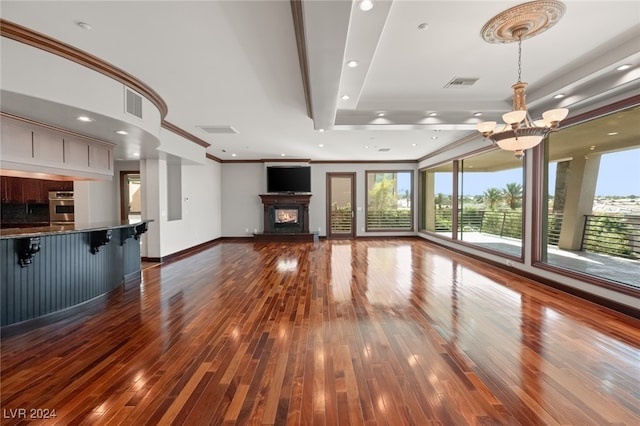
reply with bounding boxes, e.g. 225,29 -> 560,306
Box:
0,219 -> 152,239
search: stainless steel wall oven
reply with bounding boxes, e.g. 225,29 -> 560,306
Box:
49,191 -> 74,224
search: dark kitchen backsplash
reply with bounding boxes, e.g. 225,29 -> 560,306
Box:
1,203 -> 49,224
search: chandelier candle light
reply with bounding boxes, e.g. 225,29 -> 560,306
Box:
476,0 -> 569,159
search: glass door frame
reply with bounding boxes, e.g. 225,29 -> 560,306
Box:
326,172 -> 356,239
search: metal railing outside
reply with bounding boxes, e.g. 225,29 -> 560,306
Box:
330,209 -> 351,233
366,210 -> 412,230
547,213 -> 563,246
581,214 -> 640,260
432,209 -> 639,261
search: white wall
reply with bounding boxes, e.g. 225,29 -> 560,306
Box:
221,163 -> 264,237
161,160 -> 221,255
140,159 -> 162,258
220,162 -> 419,237
73,179 -> 118,224
140,156 -> 222,258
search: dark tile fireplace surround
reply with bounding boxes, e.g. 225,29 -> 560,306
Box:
255,194 -> 314,242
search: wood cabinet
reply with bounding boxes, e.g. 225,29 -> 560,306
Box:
42,180 -> 73,193
21,178 -> 44,203
1,177 -> 23,203
1,176 -> 73,204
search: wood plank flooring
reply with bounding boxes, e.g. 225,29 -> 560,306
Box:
1,238 -> 639,425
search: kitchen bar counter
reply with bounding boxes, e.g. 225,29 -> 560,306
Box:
0,220 -> 151,327
0,219 -> 150,239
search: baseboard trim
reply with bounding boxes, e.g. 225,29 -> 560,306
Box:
142,237 -> 223,265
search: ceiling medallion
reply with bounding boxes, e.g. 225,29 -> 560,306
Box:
481,0 -> 566,44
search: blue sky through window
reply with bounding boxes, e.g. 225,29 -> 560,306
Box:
433,149 -> 639,196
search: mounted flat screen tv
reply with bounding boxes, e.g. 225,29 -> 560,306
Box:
267,166 -> 311,193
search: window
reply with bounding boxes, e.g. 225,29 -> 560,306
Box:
366,170 -> 413,231
419,162 -> 454,237
540,105 -> 640,289
458,149 -> 524,258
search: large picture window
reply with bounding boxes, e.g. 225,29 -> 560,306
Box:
541,105 -> 640,289
459,149 -> 524,258
366,170 -> 413,231
420,150 -> 524,258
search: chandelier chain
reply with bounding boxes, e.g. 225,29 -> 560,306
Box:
517,36 -> 522,83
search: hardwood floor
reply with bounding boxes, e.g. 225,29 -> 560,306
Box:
1,238 -> 639,425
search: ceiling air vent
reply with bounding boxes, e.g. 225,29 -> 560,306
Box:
125,87 -> 143,118
444,77 -> 479,88
378,148 -> 391,152
197,125 -> 239,135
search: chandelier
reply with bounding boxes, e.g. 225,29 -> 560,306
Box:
476,0 -> 569,159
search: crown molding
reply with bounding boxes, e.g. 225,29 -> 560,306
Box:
1,19 -> 168,119
161,121 -> 210,148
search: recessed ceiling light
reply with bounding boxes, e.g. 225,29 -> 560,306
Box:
318,144 -> 325,148
429,112 -> 437,117
616,64 -> 632,71
473,112 -> 483,117
115,130 -> 128,135
359,0 -> 373,11
318,128 -> 325,132
132,152 -> 140,157
589,145 -> 596,151
232,153 -> 237,157
341,95 -> 350,100
346,60 -> 359,68
281,153 -> 286,157
553,93 -> 566,99
607,132 -> 619,136
364,145 -> 369,149
431,136 -> 438,140
377,112 -> 385,117
417,23 -> 429,30
411,143 -> 417,147
76,116 -> 94,122
76,22 -> 92,31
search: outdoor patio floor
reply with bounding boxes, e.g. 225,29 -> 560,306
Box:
450,231 -> 640,290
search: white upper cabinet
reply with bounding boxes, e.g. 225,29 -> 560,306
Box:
1,115 -> 114,179
33,128 -> 65,165
1,118 -> 33,160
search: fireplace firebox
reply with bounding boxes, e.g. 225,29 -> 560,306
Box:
270,205 -> 303,232
257,194 -> 312,241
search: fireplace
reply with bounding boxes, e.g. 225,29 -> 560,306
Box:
269,206 -> 303,232
258,194 -> 312,240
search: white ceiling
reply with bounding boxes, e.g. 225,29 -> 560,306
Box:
1,1 -> 639,162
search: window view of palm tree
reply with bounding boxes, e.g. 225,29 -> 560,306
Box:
542,105 -> 640,289
458,150 -> 524,257
421,151 -> 524,257
483,187 -> 502,210
366,171 -> 413,231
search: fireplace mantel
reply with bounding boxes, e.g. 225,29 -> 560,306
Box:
259,193 -> 311,207
256,194 -> 314,241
